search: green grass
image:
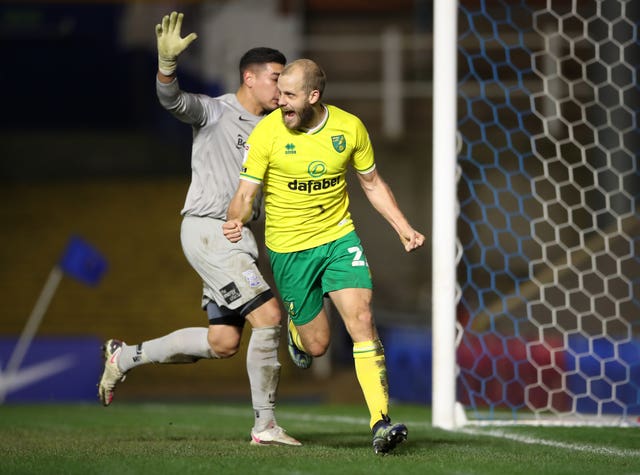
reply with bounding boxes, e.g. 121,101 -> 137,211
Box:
1,403 -> 639,474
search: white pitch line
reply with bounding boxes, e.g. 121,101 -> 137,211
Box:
282,412 -> 640,457
144,404 -> 639,458
459,427 -> 640,458
273,410 -> 640,458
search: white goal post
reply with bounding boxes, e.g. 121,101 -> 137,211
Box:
431,0 -> 460,430
432,0 -> 640,428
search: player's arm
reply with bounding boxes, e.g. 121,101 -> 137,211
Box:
223,179 -> 262,243
356,169 -> 425,252
155,11 -> 197,83
155,12 -> 213,126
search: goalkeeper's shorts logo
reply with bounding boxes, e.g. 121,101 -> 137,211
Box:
242,269 -> 262,288
220,282 -> 241,304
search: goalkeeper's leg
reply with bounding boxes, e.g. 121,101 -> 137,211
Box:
98,326 -> 221,406
99,299 -> 247,406
245,297 -> 301,446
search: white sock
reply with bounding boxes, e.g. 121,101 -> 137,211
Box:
246,325 -> 281,432
118,327 -> 216,373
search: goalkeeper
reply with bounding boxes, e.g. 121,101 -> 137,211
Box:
98,11 -> 300,446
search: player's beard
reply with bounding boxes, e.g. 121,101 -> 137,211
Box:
281,101 -> 315,130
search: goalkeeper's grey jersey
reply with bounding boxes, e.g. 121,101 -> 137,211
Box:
157,78 -> 263,219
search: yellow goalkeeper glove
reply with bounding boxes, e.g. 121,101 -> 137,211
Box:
155,11 -> 198,76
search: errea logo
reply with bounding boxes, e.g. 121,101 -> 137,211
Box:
285,143 -> 296,155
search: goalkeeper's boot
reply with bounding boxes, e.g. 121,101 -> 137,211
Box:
287,317 -> 312,369
372,415 -> 408,455
98,339 -> 127,406
250,421 -> 302,446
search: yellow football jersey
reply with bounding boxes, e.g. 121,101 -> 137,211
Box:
240,104 -> 376,252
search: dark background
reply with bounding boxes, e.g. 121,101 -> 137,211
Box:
0,1 -> 434,402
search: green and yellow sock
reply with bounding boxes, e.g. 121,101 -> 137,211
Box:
288,318 -> 307,352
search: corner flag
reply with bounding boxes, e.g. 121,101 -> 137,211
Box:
0,236 -> 108,403
58,236 -> 108,286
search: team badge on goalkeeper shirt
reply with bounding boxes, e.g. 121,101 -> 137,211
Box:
331,135 -> 346,153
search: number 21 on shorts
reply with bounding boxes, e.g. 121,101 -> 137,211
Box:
348,246 -> 368,267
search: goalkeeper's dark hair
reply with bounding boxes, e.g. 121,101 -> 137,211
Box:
239,47 -> 287,83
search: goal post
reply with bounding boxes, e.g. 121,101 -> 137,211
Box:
432,0 -> 640,427
431,0 -> 460,430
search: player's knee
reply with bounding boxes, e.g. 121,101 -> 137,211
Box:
356,308 -> 374,326
343,310 -> 376,342
308,345 -> 328,358
210,342 -> 239,358
252,312 -> 281,328
304,339 -> 329,357
247,299 -> 282,328
208,335 -> 240,358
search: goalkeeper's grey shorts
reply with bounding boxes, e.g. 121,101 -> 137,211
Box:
180,215 -> 271,312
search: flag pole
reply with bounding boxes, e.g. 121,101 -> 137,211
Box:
0,267 -> 64,402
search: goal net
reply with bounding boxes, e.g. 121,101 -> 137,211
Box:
451,0 -> 640,426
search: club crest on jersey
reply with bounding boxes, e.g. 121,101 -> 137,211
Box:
331,135 -> 346,153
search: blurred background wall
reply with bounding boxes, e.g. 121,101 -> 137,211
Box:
0,0 -> 434,403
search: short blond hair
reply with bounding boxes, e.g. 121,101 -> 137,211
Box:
282,59 -> 326,98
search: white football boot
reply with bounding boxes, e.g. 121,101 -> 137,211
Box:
250,421 -> 302,446
98,339 -> 127,406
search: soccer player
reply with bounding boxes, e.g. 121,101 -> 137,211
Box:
98,12 -> 300,447
223,58 -> 425,454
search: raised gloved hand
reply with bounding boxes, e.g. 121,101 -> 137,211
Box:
155,11 -> 198,76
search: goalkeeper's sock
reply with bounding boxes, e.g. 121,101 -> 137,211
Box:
246,326 -> 281,431
118,327 -> 216,372
353,339 -> 389,429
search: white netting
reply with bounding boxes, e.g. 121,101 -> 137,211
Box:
456,0 -> 640,424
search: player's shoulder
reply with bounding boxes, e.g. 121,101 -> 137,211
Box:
263,108 -> 283,124
325,104 -> 367,134
193,92 -> 235,115
326,104 -> 364,126
213,93 -> 239,109
252,108 -> 282,132
210,93 -> 265,125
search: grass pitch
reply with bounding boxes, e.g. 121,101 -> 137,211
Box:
2,402 -> 639,474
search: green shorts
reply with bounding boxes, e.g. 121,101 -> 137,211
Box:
267,231 -> 373,325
